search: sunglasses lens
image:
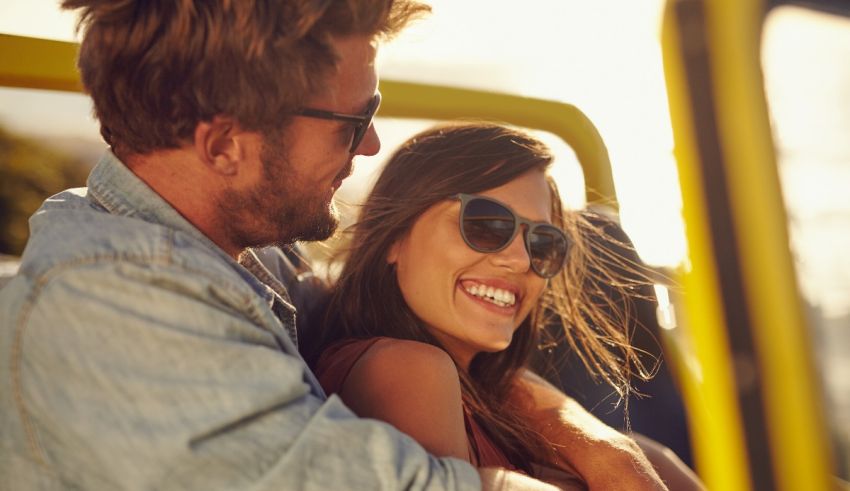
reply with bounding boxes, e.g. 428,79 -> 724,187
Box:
350,94 -> 381,152
350,124 -> 366,153
459,194 -> 569,278
528,225 -> 569,277
462,198 -> 516,251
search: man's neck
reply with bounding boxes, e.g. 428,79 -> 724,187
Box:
124,149 -> 242,258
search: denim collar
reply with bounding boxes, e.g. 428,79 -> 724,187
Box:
85,151 -> 299,342
86,150 -> 222,254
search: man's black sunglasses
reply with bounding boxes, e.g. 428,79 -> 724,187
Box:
454,193 -> 570,278
296,92 -> 381,153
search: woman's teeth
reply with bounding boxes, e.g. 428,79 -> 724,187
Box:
463,283 -> 516,307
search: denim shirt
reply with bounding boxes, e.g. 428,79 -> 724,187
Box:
0,152 -> 479,491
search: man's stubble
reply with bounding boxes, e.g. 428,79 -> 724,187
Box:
218,134 -> 341,252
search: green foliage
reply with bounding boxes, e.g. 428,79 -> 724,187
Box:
0,125 -> 91,255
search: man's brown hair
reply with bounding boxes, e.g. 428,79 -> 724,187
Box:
63,0 -> 429,156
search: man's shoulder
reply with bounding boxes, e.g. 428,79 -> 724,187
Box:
1,191 -> 279,359
16,190 -> 239,293
9,190 -> 251,312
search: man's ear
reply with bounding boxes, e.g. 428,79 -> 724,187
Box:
193,116 -> 244,176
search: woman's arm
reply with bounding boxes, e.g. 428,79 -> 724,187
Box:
513,369 -> 668,490
338,339 -> 593,490
338,338 -> 471,461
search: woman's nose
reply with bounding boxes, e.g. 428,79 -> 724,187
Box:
489,228 -> 531,273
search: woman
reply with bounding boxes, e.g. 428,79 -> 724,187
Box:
306,122 -> 700,489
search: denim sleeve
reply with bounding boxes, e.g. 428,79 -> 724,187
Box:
10,262 -> 481,491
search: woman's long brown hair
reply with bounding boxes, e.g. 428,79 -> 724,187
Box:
310,122 -> 653,473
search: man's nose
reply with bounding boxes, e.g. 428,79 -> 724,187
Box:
353,124 -> 381,156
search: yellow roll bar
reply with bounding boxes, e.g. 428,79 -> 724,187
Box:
0,34 -> 81,92
0,33 -> 618,211
661,0 -> 834,489
378,81 -> 617,210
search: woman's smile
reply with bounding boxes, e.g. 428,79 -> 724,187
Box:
458,279 -> 520,312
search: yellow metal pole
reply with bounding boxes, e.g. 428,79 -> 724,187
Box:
0,34 -> 618,211
662,0 -> 835,488
0,34 -> 81,92
661,3 -> 754,488
706,1 -> 833,489
379,81 -> 618,210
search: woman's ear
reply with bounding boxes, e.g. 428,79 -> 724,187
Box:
387,239 -> 401,265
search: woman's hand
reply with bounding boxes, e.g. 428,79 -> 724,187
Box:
512,369 -> 668,491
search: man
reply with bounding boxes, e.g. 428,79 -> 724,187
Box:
0,1 -> 670,490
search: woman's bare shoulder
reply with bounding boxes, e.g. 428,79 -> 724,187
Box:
339,338 -> 470,460
358,338 -> 457,374
343,338 -> 462,405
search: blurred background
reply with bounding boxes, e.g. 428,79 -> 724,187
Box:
1,0 -> 848,477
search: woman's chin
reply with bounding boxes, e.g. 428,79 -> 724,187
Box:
473,339 -> 513,357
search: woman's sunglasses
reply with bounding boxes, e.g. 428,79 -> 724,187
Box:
454,193 -> 570,278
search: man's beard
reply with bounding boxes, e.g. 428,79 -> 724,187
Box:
218,135 -> 341,251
